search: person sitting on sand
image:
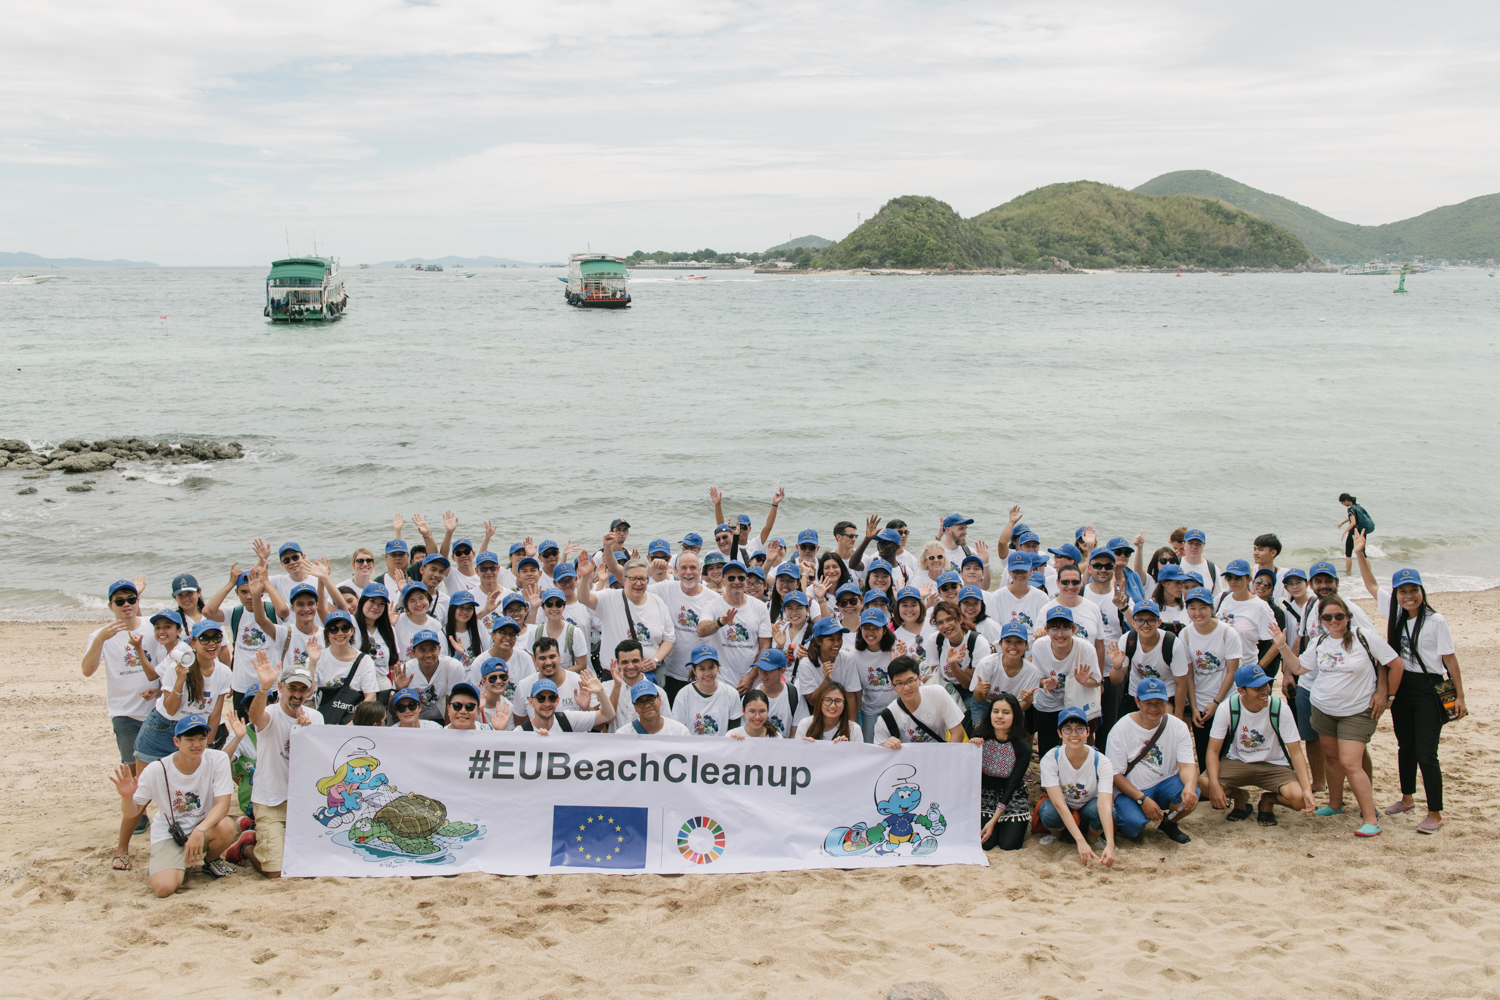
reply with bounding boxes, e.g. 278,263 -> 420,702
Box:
1038,706 -> 1117,868
874,655 -> 967,747
1106,678 -> 1198,844
970,692 -> 1032,851
109,714 -> 237,893
1202,664 -> 1316,828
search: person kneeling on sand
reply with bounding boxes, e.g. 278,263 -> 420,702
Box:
1038,706 -> 1117,868
1105,678 -> 1199,845
108,714 -> 237,895
1202,665 -> 1315,827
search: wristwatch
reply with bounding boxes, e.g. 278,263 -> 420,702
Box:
1135,795 -> 1146,806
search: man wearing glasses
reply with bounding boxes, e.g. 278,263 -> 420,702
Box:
82,578 -> 156,817
444,683 -> 490,730
695,560 -> 773,694
254,540 -> 314,606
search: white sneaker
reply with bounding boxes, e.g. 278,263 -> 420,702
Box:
1038,834 -> 1057,845
1093,836 -> 1107,852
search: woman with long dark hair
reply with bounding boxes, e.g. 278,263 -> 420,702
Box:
768,561 -> 803,622
356,583 -> 398,683
444,591 -> 484,666
795,680 -> 861,742
727,689 -> 783,739
970,692 -> 1032,851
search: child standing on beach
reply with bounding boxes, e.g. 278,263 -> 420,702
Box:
1337,494 -> 1375,576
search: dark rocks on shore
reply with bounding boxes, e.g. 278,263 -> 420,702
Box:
0,438 -> 246,472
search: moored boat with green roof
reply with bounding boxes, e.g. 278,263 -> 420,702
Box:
264,257 -> 348,322
565,253 -> 630,308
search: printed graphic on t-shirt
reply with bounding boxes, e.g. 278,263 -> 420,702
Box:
1137,660 -> 1163,680
1317,648 -> 1348,673
866,660 -> 890,687
677,606 -> 700,628
633,622 -> 651,642
689,712 -> 720,736
1063,781 -> 1088,801
725,621 -> 751,644
239,624 -> 271,649
1193,650 -> 1223,675
289,645 -> 311,669
1141,744 -> 1164,769
1010,611 -> 1035,629
172,789 -> 202,815
1239,727 -> 1267,751
124,643 -> 143,670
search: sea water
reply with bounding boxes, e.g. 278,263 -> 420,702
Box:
2,266 -> 1496,618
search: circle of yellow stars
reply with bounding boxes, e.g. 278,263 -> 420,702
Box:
576,813 -> 625,861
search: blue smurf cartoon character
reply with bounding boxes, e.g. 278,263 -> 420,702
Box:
315,736 -> 389,825
823,763 -> 947,857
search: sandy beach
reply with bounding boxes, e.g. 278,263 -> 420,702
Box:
3,589 -> 1497,1000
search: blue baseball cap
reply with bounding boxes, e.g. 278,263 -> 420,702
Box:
811,617 -> 850,637
895,585 -> 922,603
775,562 -> 801,580
551,561 -> 577,581
516,555 -> 540,570
1007,552 -> 1031,572
476,550 -> 500,566
1184,528 -> 1206,544
173,714 -> 212,737
500,591 -> 528,609
1075,526 -> 1089,540
149,609 -> 183,627
537,539 -> 560,555
411,628 -> 442,647
1012,521 -> 1031,537
540,587 -> 566,603
629,680 -> 660,703
531,677 -> 559,697
487,615 -> 520,633
385,539 -> 408,554
859,608 -> 890,628
942,513 -> 974,529
714,523 -> 731,535
737,514 -> 752,527
723,560 -> 747,575
451,537 -> 474,554
681,532 -> 703,547
106,579 -> 139,598
690,644 -> 720,665
1234,664 -> 1272,689
867,557 -> 895,576
999,621 -> 1029,641
171,573 -> 200,595
508,541 -> 527,556
1309,561 -> 1338,579
1183,570 -> 1205,585
479,657 -> 509,678
835,581 -> 863,600
1136,677 -> 1169,701
875,528 -> 902,545
1132,600 -> 1162,618
392,686 -> 421,706
399,581 -> 428,603
288,582 -> 317,602
702,551 -> 727,566
278,542 -> 303,558
1047,543 -> 1083,563
797,529 -> 819,547
770,537 -> 785,548
1155,564 -> 1183,582
1045,605 -> 1075,624
755,648 -> 788,672
449,682 -> 481,704
961,553 -> 985,568
1283,567 -> 1307,582
1106,536 -> 1134,555
936,570 -> 961,588
422,553 -> 451,571
449,590 -> 478,607
360,582 -> 388,599
957,584 -> 984,603
1058,706 -> 1089,727
782,589 -> 810,607
1184,586 -> 1214,605
320,610 -> 354,630
647,539 -> 671,557
746,565 -> 765,580
235,572 -> 251,588
1223,559 -> 1251,577
1392,568 -> 1422,588
862,589 -> 889,605
1017,530 -> 1041,547
1089,549 -> 1116,565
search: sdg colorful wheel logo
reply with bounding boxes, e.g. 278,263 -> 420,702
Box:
676,816 -> 726,864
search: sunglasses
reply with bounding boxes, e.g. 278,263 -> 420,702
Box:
454,548 -> 473,556
926,555 -> 945,562
534,693 -> 558,703
715,534 -> 731,541
280,555 -> 300,564
112,595 -> 138,607
543,600 -> 565,609
327,623 -> 354,634
1320,613 -> 1349,622
197,636 -> 223,646
485,674 -> 509,682
837,533 -> 856,540
837,599 -> 859,608
354,557 -> 374,565
724,575 -> 746,583
396,702 -> 420,712
896,529 -> 909,537
1058,580 -> 1081,587
1090,563 -> 1113,571
450,702 -> 478,712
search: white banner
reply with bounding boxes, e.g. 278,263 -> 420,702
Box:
282,727 -> 987,877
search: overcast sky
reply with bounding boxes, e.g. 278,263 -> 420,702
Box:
3,1 -> 1497,264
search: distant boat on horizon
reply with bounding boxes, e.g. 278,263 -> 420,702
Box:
5,273 -> 60,284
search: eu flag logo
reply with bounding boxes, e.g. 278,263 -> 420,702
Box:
550,806 -> 649,869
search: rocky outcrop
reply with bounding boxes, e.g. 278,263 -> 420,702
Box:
0,438 -> 246,472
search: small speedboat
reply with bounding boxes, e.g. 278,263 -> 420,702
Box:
6,274 -> 59,284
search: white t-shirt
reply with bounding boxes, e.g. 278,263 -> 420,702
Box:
227,604 -> 280,691
1040,746 -> 1114,809
1179,560 -> 1219,595
726,724 -> 782,739
1181,621 -> 1242,713
445,567 -> 481,596
620,717 -> 692,737
154,662 -> 233,722
1105,713 -> 1195,790
793,652 -> 864,708
649,579 -> 720,682
671,682 -> 742,736
699,595 -> 773,687
986,585 -> 1049,633
518,710 -> 601,734
1211,696 -> 1297,766
267,573 -> 310,607
922,627 -> 989,688
311,651 -> 381,707
752,680 -> 802,735
1116,631 -> 1189,700
393,612 -> 440,662
273,621 -> 325,673
970,654 -> 1042,700
1376,589 -> 1456,676
400,656 -> 469,713
87,625 -> 159,720
511,670 -> 580,718
849,647 -> 897,715
1029,636 -> 1101,713
1038,598 -> 1106,646
1080,586 -> 1125,645
871,686 -> 965,744
1158,602 -> 1190,628
793,716 -> 865,741
1297,595 -> 1373,684
251,704 -> 324,807
134,749 -> 234,845
1214,593 -> 1274,664
601,678 -> 668,732
593,590 -> 675,666
1302,628 -> 1397,718
527,621 -> 590,665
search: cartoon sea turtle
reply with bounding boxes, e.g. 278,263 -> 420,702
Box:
349,793 -> 478,855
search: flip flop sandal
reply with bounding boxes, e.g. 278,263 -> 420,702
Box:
111,855 -> 131,871
1314,806 -> 1345,817
1416,817 -> 1443,834
1354,824 -> 1383,837
1257,811 -> 1278,827
1226,806 -> 1253,822
1385,800 -> 1414,815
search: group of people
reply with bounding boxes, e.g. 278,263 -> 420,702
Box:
84,491 -> 1467,891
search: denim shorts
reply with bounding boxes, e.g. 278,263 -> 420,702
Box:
1039,796 -> 1106,834
111,715 -> 144,764
1293,685 -> 1318,743
132,709 -> 178,763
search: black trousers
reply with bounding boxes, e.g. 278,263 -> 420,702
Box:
1391,673 -> 1446,811
1097,677 -> 1124,748
983,821 -> 1027,851
1036,709 -> 1061,757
